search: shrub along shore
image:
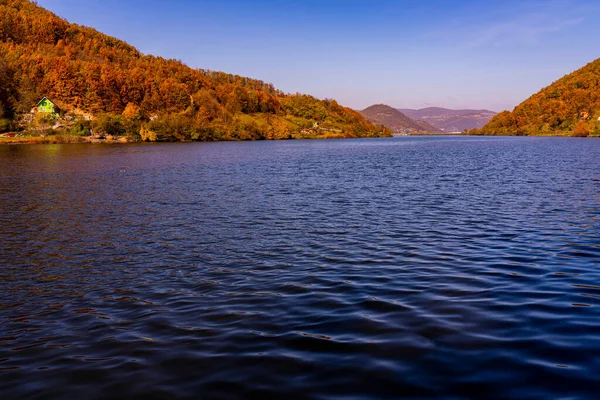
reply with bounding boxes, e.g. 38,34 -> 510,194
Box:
0,122 -> 367,145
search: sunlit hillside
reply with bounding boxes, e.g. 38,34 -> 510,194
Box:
0,0 -> 390,140
478,58 -> 600,136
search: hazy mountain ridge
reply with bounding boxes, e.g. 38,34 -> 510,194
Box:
360,104 -> 441,133
399,107 -> 497,132
478,58 -> 600,136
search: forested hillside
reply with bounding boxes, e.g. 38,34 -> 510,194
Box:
0,0 -> 390,140
477,58 -> 600,136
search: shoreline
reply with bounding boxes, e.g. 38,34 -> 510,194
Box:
0,134 -> 137,145
0,130 -> 388,145
1,132 -> 598,145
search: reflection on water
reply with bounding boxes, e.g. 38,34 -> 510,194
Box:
1,137 -> 600,399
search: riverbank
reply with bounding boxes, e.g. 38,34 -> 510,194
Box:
0,134 -> 137,145
3,131 -> 597,145
469,132 -> 600,138
468,129 -> 600,137
0,130 -> 367,145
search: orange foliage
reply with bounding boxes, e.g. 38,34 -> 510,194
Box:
0,0 -> 391,139
481,58 -> 600,135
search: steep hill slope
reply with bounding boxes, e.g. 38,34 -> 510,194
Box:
361,104 -> 440,133
399,107 -> 496,131
478,58 -> 600,136
0,0 -> 390,140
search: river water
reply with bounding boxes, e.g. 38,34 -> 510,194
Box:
1,136 -> 599,399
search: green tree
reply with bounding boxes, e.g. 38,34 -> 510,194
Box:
92,114 -> 125,136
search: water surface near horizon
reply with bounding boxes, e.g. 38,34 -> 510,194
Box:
1,136 -> 599,399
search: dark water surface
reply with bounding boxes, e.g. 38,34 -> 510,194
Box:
1,136 -> 600,399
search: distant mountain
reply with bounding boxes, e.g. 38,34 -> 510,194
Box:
399,107 -> 497,132
413,119 -> 442,132
360,104 -> 441,133
480,58 -> 600,136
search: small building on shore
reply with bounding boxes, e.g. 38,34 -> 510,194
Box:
33,97 -> 61,117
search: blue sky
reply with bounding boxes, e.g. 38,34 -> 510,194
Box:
37,0 -> 600,112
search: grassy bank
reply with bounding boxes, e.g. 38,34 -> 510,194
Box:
468,130 -> 600,138
0,134 -> 136,144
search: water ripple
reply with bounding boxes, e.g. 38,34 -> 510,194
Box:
1,137 -> 600,399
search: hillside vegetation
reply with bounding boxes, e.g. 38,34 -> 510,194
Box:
477,59 -> 600,136
0,0 -> 390,141
360,104 -> 440,133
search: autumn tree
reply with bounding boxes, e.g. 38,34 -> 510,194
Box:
572,120 -> 590,137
